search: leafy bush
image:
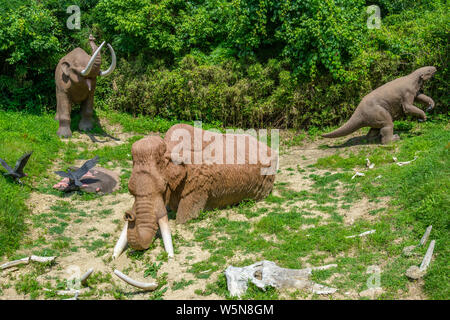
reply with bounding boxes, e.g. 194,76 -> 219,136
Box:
0,1 -> 63,111
0,0 -> 447,127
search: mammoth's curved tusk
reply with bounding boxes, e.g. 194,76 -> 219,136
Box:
113,269 -> 158,291
80,268 -> 94,285
99,44 -> 116,77
113,221 -> 128,259
81,41 -> 106,76
158,215 -> 174,258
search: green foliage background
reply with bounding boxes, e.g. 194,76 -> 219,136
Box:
0,0 -> 448,127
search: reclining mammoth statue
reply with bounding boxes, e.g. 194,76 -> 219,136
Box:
114,124 -> 278,258
55,34 -> 116,138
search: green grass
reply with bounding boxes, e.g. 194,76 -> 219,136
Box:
314,120 -> 450,299
0,107 -> 448,300
0,110 -> 63,257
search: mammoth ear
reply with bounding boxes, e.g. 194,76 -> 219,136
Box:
163,157 -> 186,191
61,62 -> 71,77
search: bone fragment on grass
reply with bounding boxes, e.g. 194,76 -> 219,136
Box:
199,269 -> 211,274
374,175 -> 382,180
80,268 -> 94,286
30,255 -> 56,263
406,240 -> 436,280
366,158 -> 375,169
345,230 -> 376,239
419,240 -> 435,272
113,269 -> 158,291
224,260 -> 337,297
0,257 -> 30,270
419,225 -> 432,246
351,171 -> 365,179
1,255 -> 56,270
394,156 -> 418,166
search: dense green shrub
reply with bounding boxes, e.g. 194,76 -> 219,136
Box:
0,1 -> 63,110
0,0 -> 448,127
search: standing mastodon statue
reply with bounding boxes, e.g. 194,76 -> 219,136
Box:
322,66 -> 437,144
55,35 -> 116,138
113,124 -> 278,258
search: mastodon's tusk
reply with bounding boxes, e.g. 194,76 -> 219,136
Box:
99,44 -> 116,77
158,215 -> 174,258
80,268 -> 94,285
113,269 -> 158,291
81,41 -> 106,76
113,221 -> 128,259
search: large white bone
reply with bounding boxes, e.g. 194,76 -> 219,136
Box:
158,215 -> 174,258
113,269 -> 158,291
113,221 -> 128,259
225,260 -> 337,297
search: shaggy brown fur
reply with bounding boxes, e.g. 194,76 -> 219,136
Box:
126,124 -> 278,250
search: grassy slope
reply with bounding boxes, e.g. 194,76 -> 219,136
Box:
0,109 -> 448,299
101,110 -> 449,300
0,110 -> 62,256
315,119 -> 449,299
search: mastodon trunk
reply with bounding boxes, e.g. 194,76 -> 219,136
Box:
88,36 -> 101,76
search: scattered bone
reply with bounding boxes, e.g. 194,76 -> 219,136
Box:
224,260 -> 337,297
199,269 -> 211,274
351,172 -> 365,179
0,257 -> 30,270
374,175 -> 382,180
113,269 -> 158,291
419,226 -> 432,246
30,255 -> 56,263
406,240 -> 435,280
396,156 -> 418,166
1,255 -> 56,270
366,158 -> 375,169
392,157 -> 398,162
345,230 -> 376,239
80,268 -> 94,286
419,240 -> 435,272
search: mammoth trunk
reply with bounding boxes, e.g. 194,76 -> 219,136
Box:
88,39 -> 101,76
126,198 -> 158,250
